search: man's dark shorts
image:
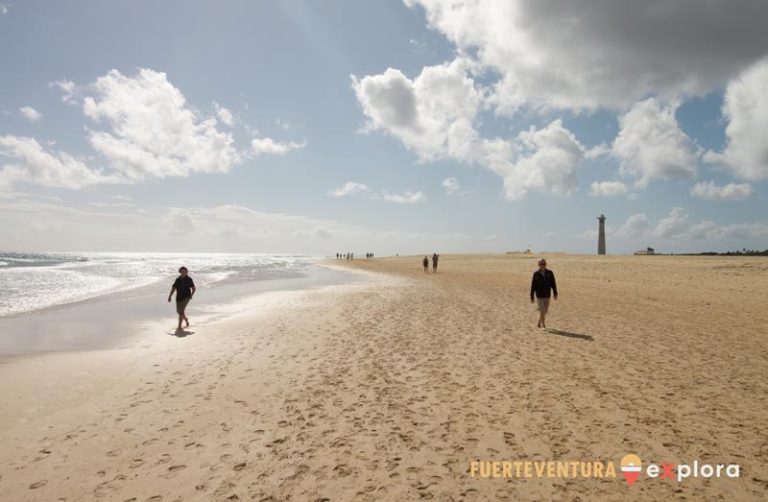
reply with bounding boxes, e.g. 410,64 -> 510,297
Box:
176,297 -> 191,315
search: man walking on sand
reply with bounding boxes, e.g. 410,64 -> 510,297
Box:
422,256 -> 429,273
168,266 -> 196,330
432,253 -> 439,273
530,258 -> 557,328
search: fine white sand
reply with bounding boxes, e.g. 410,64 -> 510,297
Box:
0,255 -> 766,501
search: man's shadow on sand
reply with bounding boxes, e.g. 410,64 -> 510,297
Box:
169,328 -> 195,338
545,328 -> 594,341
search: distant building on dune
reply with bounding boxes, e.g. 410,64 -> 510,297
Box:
634,247 -> 656,255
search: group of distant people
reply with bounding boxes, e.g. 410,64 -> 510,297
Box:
335,252 -> 375,260
166,255 -> 559,331
422,253 -> 439,273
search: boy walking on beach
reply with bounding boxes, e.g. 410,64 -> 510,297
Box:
530,258 -> 557,328
168,266 -> 196,330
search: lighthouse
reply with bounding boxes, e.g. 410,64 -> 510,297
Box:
597,214 -> 606,255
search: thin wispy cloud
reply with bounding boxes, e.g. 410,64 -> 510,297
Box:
49,79 -> 77,105
376,191 -> 426,204
213,101 -> 235,127
330,182 -> 425,205
442,176 -> 461,195
250,137 -> 306,156
329,181 -> 370,197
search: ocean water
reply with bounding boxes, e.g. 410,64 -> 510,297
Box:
0,251 -> 313,317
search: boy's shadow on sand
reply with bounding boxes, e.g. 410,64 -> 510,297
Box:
169,328 -> 195,338
546,328 -> 593,341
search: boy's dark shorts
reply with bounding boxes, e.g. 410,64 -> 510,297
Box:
176,297 -> 191,315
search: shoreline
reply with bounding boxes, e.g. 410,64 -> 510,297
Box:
0,263 -> 362,358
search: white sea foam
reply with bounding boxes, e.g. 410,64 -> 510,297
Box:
0,252 -> 312,317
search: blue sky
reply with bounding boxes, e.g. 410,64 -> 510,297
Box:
1,0 -> 766,254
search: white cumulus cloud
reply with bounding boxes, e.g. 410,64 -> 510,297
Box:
616,213 -> 650,239
590,181 -> 628,197
653,207 -> 691,239
705,58 -> 768,181
352,58 -> 483,163
353,60 -> 587,200
0,135 -> 118,189
502,120 -> 585,200
405,0 -> 768,111
3,69 -> 304,190
83,69 -> 241,181
690,180 -> 753,201
19,106 -> 42,122
582,208 -> 768,248
612,98 -> 698,187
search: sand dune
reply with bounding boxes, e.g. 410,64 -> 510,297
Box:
0,254 -> 766,501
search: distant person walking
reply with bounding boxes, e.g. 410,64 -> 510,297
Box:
530,258 -> 557,328
168,266 -> 196,330
432,253 -> 439,273
422,256 -> 429,273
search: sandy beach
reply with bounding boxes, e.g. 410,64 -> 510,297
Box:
0,254 -> 766,501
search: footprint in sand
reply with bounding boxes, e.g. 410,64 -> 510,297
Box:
332,464 -> 353,477
93,474 -> 127,497
129,458 -> 145,469
213,481 -> 236,497
165,465 -> 186,478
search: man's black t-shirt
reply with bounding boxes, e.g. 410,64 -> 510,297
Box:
173,276 -> 195,301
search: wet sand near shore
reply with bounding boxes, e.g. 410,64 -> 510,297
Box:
0,255 -> 766,501
0,264 -> 357,357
